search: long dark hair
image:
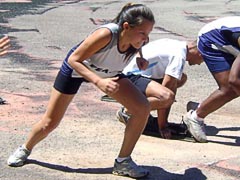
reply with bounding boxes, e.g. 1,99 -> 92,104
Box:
112,3 -> 155,62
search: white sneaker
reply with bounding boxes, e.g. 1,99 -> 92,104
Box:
7,145 -> 31,167
183,110 -> 207,143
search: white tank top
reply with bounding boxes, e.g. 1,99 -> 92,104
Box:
72,23 -> 135,78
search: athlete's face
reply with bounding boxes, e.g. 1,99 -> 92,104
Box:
125,19 -> 154,49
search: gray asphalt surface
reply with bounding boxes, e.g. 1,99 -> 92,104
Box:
0,0 -> 240,180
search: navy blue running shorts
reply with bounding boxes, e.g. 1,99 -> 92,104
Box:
53,71 -> 127,95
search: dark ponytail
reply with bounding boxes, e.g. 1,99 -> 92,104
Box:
112,3 -> 155,29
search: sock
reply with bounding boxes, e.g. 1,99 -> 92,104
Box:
22,144 -> 30,152
198,103 -> 201,108
191,110 -> 204,121
116,156 -> 130,163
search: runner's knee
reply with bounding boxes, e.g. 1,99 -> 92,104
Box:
163,90 -> 175,107
39,117 -> 61,134
130,101 -> 151,119
221,87 -> 238,99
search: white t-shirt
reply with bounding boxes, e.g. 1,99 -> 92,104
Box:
123,38 -> 187,80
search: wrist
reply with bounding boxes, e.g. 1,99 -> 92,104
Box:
158,123 -> 168,131
93,78 -> 101,86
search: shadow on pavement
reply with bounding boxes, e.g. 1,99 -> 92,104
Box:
206,125 -> 240,146
25,159 -> 207,180
139,115 -> 240,145
143,123 -> 240,146
26,159 -> 112,174
147,167 -> 207,180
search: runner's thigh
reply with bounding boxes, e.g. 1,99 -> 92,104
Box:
145,80 -> 171,98
111,78 -> 149,113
